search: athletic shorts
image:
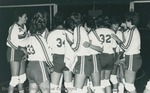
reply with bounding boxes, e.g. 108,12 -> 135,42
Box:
73,54 -> 101,76
7,47 -> 25,62
100,53 -> 114,70
53,54 -> 65,73
26,61 -> 49,84
125,54 -> 142,72
63,66 -> 70,71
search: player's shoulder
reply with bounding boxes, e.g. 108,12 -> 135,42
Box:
9,23 -> 18,29
65,29 -> 73,34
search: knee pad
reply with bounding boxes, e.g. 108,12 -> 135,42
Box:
9,76 -> 19,87
19,73 -> 26,83
104,79 -> 111,87
146,80 -> 150,90
64,82 -> 73,89
101,80 -> 111,88
92,86 -> 104,93
110,75 -> 118,85
124,82 -> 135,92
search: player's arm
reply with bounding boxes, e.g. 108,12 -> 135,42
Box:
71,26 -> 81,51
65,33 -> 73,46
43,40 -> 54,69
7,25 -> 20,49
83,40 -> 103,52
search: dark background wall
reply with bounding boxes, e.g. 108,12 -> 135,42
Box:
0,2 -> 150,93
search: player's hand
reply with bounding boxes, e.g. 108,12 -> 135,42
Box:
83,41 -> 90,48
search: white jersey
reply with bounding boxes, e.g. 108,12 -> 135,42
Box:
6,23 -> 27,49
47,29 -> 66,54
88,31 -> 103,54
20,35 -> 53,68
64,30 -> 76,70
42,28 -> 49,40
120,27 -> 141,55
71,26 -> 91,56
95,28 -> 117,54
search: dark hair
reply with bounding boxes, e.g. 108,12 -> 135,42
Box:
52,12 -> 65,28
29,12 -> 47,34
70,12 -> 84,26
85,15 -> 96,29
110,16 -> 121,26
65,17 -> 75,30
13,9 -> 27,22
125,12 -> 139,26
96,15 -> 110,28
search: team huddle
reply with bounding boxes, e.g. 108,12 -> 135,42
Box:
6,9 -> 149,93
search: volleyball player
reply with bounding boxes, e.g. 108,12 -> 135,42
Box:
95,15 -> 117,93
19,12 -> 53,93
111,12 -> 142,93
84,15 -> 104,93
47,12 -> 66,93
110,16 -> 125,93
63,17 -> 76,93
6,10 -> 28,93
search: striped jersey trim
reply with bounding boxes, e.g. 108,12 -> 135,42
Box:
93,31 -> 103,43
35,35 -> 54,68
39,61 -> 47,82
72,26 -> 81,51
66,30 -> 73,34
120,27 -> 135,50
7,24 -> 18,49
128,55 -> 133,71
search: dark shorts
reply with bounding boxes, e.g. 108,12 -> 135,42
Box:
125,54 -> 142,72
100,53 -> 114,70
53,54 -> 65,73
7,47 -> 25,62
26,61 -> 49,84
73,54 -> 101,76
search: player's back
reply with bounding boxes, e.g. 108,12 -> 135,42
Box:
72,26 -> 91,56
47,29 -> 66,54
25,35 -> 49,61
95,28 -> 116,54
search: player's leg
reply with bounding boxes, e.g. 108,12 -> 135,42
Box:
74,74 -> 87,93
63,68 -> 74,93
8,61 -> 20,93
110,65 -> 119,93
7,48 -> 24,93
50,54 -> 65,93
90,54 -> 104,93
124,54 -> 142,93
73,56 -> 89,93
101,53 -> 114,93
39,80 -> 50,93
118,62 -> 125,93
105,70 -> 112,93
18,60 -> 26,93
29,83 -> 39,93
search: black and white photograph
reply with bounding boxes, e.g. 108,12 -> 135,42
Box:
0,0 -> 150,93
